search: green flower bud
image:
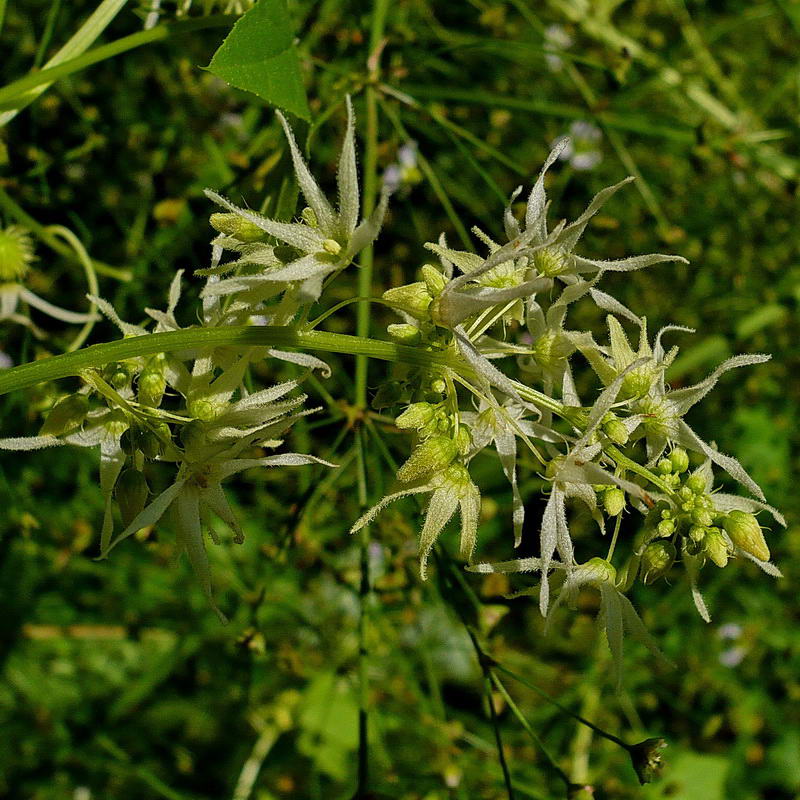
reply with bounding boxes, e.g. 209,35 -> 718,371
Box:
39,394 -> 89,436
209,213 -> 268,242
723,510 -> 770,562
686,473 -> 706,494
187,398 -> 217,421
678,486 -> 693,502
115,468 -> 150,528
688,525 -> 706,543
602,417 -> 629,445
704,528 -> 729,568
387,323 -> 421,344
455,426 -> 472,457
656,519 -> 674,537
628,738 -> 668,785
532,330 -> 574,372
532,247 -> 569,277
382,282 -> 432,319
669,448 -> 690,474
640,541 -> 675,584
110,367 -> 130,390
657,458 -> 673,474
420,264 -> 446,296
621,365 -> 657,399
691,508 -> 713,527
138,369 -> 166,408
395,403 -> 436,430
397,436 -> 458,483
603,487 -> 626,516
580,557 -> 617,586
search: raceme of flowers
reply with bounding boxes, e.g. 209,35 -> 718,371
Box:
0,98 -> 784,671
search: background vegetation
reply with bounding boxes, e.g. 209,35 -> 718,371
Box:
0,1 -> 798,798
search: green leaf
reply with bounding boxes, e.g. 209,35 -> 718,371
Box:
206,0 -> 310,121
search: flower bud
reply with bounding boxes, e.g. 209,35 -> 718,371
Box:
688,525 -> 706,543
39,394 -> 89,436
455,426 -> 472,457
628,738 -> 667,785
395,403 -> 436,430
657,458 -> 672,474
640,541 -> 675,584
686,473 -> 706,494
420,264 -> 446,296
397,436 -> 458,483
723,510 -> 770,562
210,213 -> 267,242
387,323 -> 421,344
669,448 -> 689,474
188,398 -> 217,421
532,330 -> 573,371
603,487 -> 626,517
532,247 -> 568,277
656,519 -> 674,537
602,417 -> 629,445
580,557 -> 617,586
704,528 -> 729,568
382,282 -> 432,319
138,369 -> 166,408
691,508 -> 713,527
621,365 -> 658,400
115,468 -> 150,528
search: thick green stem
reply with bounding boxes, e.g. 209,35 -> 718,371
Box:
0,326 -> 460,398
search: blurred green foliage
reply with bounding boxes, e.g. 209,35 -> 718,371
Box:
0,0 -> 798,798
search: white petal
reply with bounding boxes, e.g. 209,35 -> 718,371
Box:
419,487 -> 459,579
103,479 -> 186,556
669,353 -> 770,416
276,111 -> 336,232
337,95 -> 359,235
676,421 -> 766,501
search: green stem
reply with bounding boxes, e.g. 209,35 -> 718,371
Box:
0,15 -> 236,111
0,326 -> 463,398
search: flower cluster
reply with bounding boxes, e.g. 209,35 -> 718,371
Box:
0,98 -> 783,662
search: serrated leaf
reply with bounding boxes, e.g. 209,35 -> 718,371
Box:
206,0 -> 310,121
